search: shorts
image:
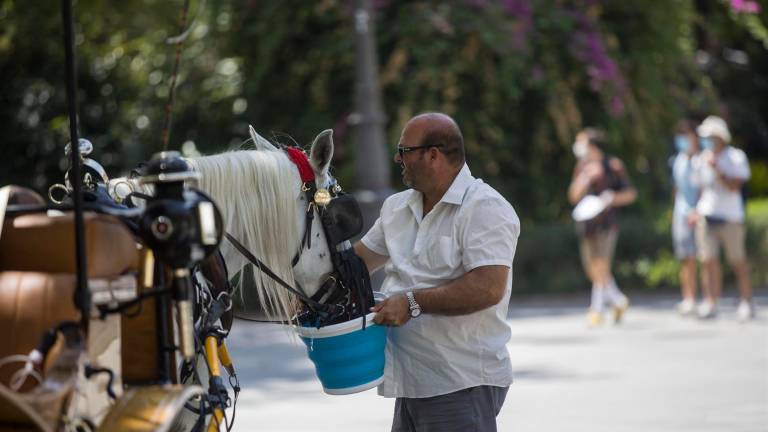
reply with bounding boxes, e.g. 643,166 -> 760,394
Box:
578,227 -> 618,272
391,385 -> 508,432
696,217 -> 746,263
672,211 -> 696,259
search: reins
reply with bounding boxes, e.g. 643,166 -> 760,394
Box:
224,233 -> 339,319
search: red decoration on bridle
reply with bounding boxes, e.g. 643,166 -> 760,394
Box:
285,147 -> 315,183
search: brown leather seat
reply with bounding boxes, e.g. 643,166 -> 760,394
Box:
0,187 -> 147,429
0,203 -> 140,386
0,212 -> 139,277
0,272 -> 79,390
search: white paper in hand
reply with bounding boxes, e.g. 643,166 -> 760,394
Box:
572,195 -> 607,222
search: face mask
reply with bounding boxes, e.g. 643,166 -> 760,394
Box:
674,135 -> 689,153
700,136 -> 714,151
572,140 -> 588,159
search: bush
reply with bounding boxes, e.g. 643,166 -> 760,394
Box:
746,198 -> 768,286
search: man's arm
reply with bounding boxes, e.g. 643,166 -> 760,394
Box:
709,150 -> 749,192
371,265 -> 509,326
354,242 -> 389,274
716,170 -> 746,192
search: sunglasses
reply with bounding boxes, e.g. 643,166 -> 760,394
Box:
396,144 -> 444,157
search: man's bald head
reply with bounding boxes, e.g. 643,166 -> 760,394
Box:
407,112 -> 465,167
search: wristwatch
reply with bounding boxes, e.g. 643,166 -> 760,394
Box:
406,291 -> 422,318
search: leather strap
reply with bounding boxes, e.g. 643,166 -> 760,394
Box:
224,233 -> 336,317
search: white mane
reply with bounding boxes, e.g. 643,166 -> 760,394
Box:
189,149 -> 301,322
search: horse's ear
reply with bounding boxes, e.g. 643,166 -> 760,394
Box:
309,129 -> 334,175
249,125 -> 279,151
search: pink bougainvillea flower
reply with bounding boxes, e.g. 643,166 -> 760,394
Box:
730,0 -> 761,14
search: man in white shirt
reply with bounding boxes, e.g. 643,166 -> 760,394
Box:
354,113 -> 520,432
692,115 -> 754,320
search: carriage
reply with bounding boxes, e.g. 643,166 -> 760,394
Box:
0,3 -> 378,430
0,127 -> 376,431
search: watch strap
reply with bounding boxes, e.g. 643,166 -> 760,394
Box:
406,291 -> 421,316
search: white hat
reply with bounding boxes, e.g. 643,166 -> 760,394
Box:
697,115 -> 731,143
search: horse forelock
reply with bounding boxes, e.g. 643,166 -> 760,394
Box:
189,149 -> 302,322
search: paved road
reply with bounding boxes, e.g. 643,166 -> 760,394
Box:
224,290 -> 768,432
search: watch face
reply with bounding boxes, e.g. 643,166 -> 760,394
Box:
410,308 -> 421,318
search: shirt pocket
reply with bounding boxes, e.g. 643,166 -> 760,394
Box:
421,235 -> 461,271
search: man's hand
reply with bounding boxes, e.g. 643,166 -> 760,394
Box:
371,294 -> 411,326
706,151 -> 717,167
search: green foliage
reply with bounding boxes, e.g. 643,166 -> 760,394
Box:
1,1 -> 766,292
746,198 -> 768,286
2,1 -> 766,207
748,161 -> 768,197
514,221 -> 582,293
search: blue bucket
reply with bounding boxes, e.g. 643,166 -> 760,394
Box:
297,312 -> 387,395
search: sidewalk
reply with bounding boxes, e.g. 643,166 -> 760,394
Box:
224,290 -> 768,431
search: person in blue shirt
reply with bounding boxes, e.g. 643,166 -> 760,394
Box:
671,120 -> 701,315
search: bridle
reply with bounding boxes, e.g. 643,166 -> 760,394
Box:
225,146 -> 372,328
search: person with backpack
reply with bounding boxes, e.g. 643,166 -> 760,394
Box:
568,128 -> 637,326
690,115 -> 755,320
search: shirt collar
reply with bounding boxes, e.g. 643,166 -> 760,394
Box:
440,164 -> 474,205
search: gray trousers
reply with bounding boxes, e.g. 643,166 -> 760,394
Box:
391,385 -> 509,432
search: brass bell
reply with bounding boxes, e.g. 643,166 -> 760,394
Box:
314,188 -> 332,206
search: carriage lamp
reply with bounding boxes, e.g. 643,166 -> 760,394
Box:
138,151 -> 224,360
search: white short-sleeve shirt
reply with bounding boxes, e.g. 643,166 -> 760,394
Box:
361,164 -> 520,398
695,147 -> 750,223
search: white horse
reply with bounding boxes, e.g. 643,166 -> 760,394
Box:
188,126 -> 338,322
170,127 -> 341,431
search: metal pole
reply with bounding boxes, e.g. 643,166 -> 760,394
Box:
60,0 -> 90,320
352,0 -> 391,289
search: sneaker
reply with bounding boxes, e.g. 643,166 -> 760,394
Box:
697,301 -> 717,319
737,300 -> 755,322
587,310 -> 603,327
613,299 -> 630,324
677,299 -> 696,316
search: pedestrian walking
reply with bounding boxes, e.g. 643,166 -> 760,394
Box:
567,128 -> 637,326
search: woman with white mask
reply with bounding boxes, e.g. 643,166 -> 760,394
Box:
568,128 -> 637,326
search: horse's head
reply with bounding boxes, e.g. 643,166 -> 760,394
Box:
189,127 -> 341,321
283,129 -> 337,297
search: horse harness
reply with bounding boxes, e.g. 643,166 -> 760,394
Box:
225,147 -> 374,328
